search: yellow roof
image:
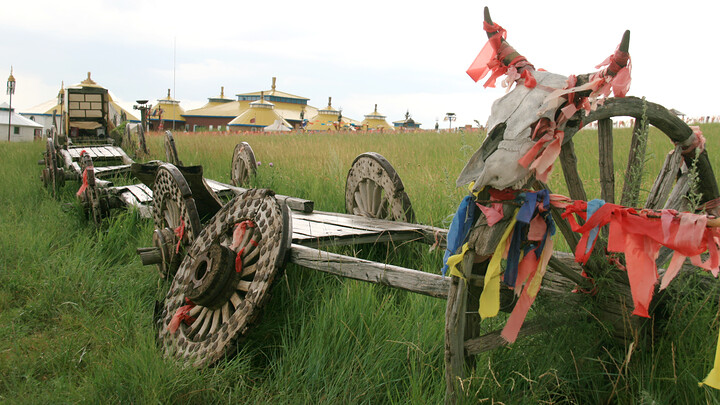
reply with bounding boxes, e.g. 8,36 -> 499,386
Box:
236,77 -> 309,101
151,89 -> 186,122
228,103 -> 292,128
360,104 -> 393,130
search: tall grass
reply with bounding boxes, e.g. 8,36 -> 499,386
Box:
1,125 -> 719,403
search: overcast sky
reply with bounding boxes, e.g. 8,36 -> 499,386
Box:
1,0 -> 718,128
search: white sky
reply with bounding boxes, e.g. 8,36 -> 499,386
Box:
1,0 -> 718,128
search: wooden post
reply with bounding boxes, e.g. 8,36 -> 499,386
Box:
620,118 -> 648,207
444,250 -> 474,404
598,118 -> 615,204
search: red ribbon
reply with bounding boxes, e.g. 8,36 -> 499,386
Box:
168,297 -> 196,333
231,220 -> 257,273
174,220 -> 185,254
466,21 -> 535,89
76,167 -> 89,197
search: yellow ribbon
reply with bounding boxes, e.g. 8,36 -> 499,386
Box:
447,243 -> 470,280
527,237 -> 554,298
479,208 -> 518,320
444,182 -> 484,281
701,329 -> 720,389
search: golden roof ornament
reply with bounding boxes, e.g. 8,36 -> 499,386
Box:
81,72 -> 96,86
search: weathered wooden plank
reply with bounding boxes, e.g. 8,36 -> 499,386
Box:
292,230 -> 422,248
292,217 -> 378,239
620,118 -> 649,207
598,118 -> 615,204
94,164 -> 132,178
295,211 -> 417,232
211,180 -> 315,213
664,170 -> 691,211
645,146 -> 683,210
131,184 -> 154,202
298,210 -> 447,248
464,319 -> 550,355
559,139 -> 587,202
289,244 -> 450,299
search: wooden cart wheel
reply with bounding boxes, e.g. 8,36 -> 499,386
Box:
230,142 -> 257,187
157,188 -> 291,367
41,137 -> 64,197
152,163 -> 203,278
345,152 -> 415,222
543,96 -> 720,339
164,130 -> 183,166
552,96 -> 719,254
76,152 -> 111,226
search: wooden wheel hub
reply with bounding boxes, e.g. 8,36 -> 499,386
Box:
152,228 -> 182,278
158,188 -> 290,367
184,244 -> 238,309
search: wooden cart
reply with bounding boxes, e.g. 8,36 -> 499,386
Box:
135,92 -> 719,402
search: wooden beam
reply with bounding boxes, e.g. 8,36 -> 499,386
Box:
645,146 -> 683,209
559,139 -> 588,202
288,244 -> 450,299
597,118 -> 615,204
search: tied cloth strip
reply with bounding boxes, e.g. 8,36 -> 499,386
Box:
230,220 -> 258,274
442,184 -> 480,277
76,150 -> 90,197
499,190 -> 556,342
168,297 -> 196,333
471,188 -> 720,387
174,220 -> 186,254
466,21 -> 536,89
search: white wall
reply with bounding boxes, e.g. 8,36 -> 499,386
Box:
0,124 -> 39,142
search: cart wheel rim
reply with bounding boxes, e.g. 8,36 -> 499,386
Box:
345,152 -> 415,222
230,142 -> 257,187
152,163 -> 202,277
158,188 -> 290,367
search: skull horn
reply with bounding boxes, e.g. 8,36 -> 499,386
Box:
483,7 -> 533,70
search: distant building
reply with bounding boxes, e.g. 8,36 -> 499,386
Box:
306,97 -> 360,131
1,102 -> 43,142
393,111 -> 421,129
182,86 -> 235,131
236,77 -> 318,129
20,74 -> 140,136
149,89 -> 186,131
360,104 -> 393,131
182,77 -> 319,131
227,92 -> 292,131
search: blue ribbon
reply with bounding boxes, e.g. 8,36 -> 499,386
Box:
503,190 -> 555,287
442,195 -> 476,277
585,199 -> 605,254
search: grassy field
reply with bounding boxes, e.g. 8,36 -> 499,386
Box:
2,126 -> 720,403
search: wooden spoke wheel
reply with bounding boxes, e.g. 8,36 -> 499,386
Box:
164,130 -> 183,166
124,123 -> 149,157
76,153 -> 111,226
551,96 -> 720,255
152,163 -> 203,278
230,142 -> 257,187
41,137 -> 64,197
157,188 -> 291,368
544,96 -> 720,339
345,152 -> 415,222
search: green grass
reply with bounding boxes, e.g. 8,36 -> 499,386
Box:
1,126 -> 720,403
